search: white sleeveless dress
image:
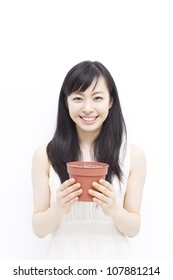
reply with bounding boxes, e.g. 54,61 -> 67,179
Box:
47,141 -> 133,259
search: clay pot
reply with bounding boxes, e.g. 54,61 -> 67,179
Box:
66,161 -> 109,202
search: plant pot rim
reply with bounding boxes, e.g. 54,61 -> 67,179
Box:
66,161 -> 109,169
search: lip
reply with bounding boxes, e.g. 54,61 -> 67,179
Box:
79,116 -> 98,124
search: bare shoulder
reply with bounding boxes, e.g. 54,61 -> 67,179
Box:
32,144 -> 48,162
32,144 -> 50,175
131,144 -> 145,159
32,145 -> 50,214
130,144 -> 146,174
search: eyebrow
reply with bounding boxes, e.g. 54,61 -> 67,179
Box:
71,91 -> 104,96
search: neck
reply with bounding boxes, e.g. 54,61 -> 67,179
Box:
76,128 -> 100,161
77,128 -> 100,147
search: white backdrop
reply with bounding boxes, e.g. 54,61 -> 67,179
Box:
0,0 -> 173,259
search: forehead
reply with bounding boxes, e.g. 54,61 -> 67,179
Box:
72,76 -> 109,95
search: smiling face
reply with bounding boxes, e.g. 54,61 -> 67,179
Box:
67,76 -> 113,139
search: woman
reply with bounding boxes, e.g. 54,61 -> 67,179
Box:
32,60 -> 146,259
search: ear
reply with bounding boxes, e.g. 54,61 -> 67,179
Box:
109,97 -> 113,109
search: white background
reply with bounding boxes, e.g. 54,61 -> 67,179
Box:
0,0 -> 173,260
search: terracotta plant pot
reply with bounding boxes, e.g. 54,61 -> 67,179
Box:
66,161 -> 109,202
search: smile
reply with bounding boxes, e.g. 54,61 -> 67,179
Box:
80,116 -> 98,122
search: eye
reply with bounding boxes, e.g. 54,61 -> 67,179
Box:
94,96 -> 103,101
72,97 -> 83,102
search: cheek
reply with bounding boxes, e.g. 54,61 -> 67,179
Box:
98,102 -> 110,114
68,105 -> 79,119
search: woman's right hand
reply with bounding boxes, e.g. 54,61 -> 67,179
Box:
55,178 -> 82,217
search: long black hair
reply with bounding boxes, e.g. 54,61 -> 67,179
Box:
47,61 -> 127,183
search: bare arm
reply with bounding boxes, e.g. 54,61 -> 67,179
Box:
113,145 -> 146,237
89,145 -> 146,237
32,145 -> 82,238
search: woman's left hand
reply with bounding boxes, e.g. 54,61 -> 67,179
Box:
88,179 -> 122,218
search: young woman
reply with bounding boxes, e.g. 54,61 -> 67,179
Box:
32,60 -> 146,259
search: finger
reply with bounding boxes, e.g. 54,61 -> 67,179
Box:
59,178 -> 75,191
88,189 -> 109,203
63,188 -> 83,203
92,197 -> 107,206
64,195 -> 80,208
98,179 -> 113,190
68,196 -> 79,205
92,181 -> 111,197
61,183 -> 81,198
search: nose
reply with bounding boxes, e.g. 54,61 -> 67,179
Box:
82,100 -> 94,114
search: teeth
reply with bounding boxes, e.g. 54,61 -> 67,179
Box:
81,117 -> 96,121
